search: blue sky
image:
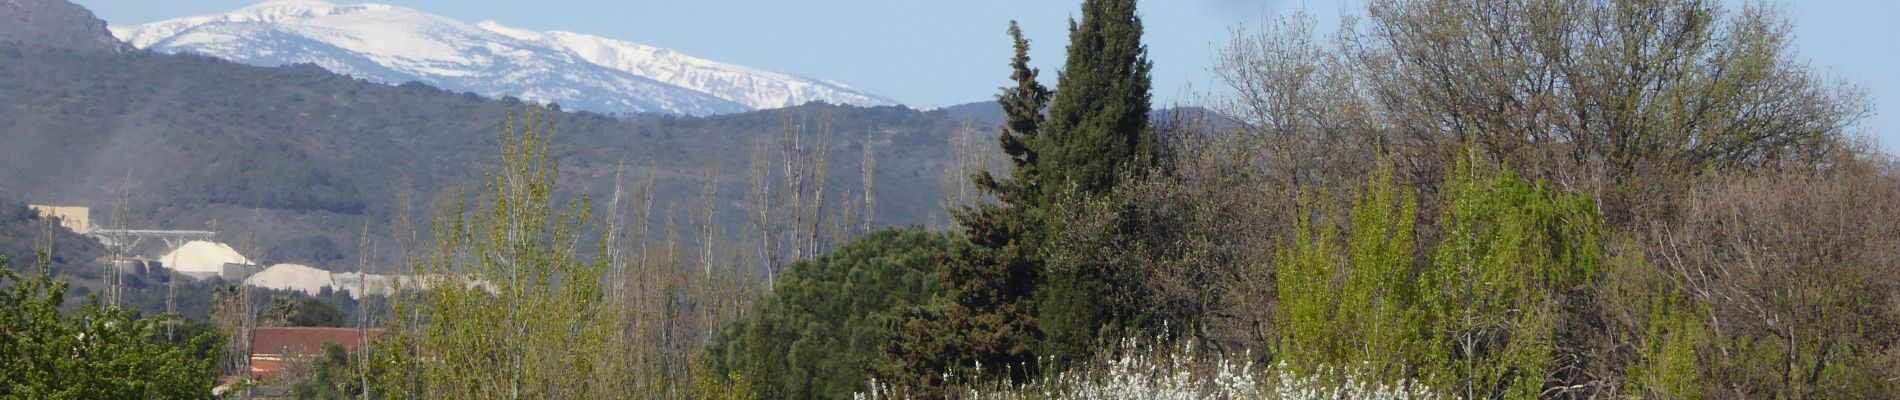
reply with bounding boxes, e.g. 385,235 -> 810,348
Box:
79,0 -> 1898,150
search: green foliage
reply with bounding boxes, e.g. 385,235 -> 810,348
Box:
1703,282 -> 1896,398
0,254 -> 221,399
688,371 -> 759,400
1415,151 -> 1603,399
263,295 -> 347,327
400,106 -> 625,398
1033,0 -> 1159,362
703,227 -> 953,399
289,343 -> 363,400
1273,163 -> 1420,380
168,141 -> 367,214
1625,293 -> 1707,400
1595,242 -> 1711,400
877,2 -> 1161,391
875,22 -> 1054,396
1271,154 -> 1605,398
1039,0 -> 1155,199
362,330 -> 424,400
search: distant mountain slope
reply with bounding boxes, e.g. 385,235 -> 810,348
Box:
109,0 -> 896,116
936,101 -> 1009,126
109,0 -> 744,115
937,100 -> 1240,132
0,0 -> 129,52
0,44 -> 968,268
476,21 -> 897,111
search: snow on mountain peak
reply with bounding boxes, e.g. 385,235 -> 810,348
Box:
110,0 -> 897,115
113,0 -> 387,48
474,20 -> 540,42
475,20 -> 896,110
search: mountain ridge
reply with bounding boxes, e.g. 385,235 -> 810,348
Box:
0,0 -> 130,52
110,0 -> 896,116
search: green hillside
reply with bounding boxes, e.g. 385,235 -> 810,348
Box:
0,44 -> 977,268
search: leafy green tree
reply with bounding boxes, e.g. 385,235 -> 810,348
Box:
0,254 -> 221,399
1033,0 -> 1158,361
704,228 -> 953,399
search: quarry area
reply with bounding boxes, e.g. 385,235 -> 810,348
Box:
32,204 -> 408,298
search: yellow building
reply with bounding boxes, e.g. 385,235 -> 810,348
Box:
27,205 -> 90,234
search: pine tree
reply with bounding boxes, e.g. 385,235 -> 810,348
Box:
935,18 -> 1052,373
1034,0 -> 1156,363
876,21 -> 1051,396
878,0 -> 1157,389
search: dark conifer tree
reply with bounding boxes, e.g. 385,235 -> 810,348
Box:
1033,0 -> 1156,363
1040,0 -> 1154,198
877,21 -> 1051,395
878,0 -> 1155,389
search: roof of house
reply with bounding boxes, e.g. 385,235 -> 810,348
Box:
249,327 -> 387,357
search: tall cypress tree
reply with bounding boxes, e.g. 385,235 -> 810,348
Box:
1040,0 -> 1154,198
1034,0 -> 1155,363
876,21 -> 1051,395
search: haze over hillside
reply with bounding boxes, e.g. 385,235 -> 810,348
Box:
0,0 -> 987,270
109,0 -> 898,116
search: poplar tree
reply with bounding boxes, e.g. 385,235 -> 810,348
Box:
403,106 -> 624,399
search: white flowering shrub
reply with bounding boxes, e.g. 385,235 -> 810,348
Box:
855,337 -> 1440,400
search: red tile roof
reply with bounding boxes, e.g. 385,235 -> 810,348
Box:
250,359 -> 285,381
248,327 -> 388,382
250,327 -> 387,357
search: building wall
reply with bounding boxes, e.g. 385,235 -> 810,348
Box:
220,262 -> 262,281
27,205 -> 90,233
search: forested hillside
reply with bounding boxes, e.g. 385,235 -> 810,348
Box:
0,44 -> 979,267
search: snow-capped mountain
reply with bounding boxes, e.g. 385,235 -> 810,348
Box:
110,0 -> 897,115
475,21 -> 894,111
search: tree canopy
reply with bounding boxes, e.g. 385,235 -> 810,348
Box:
0,254 -> 221,399
705,227 -> 954,399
